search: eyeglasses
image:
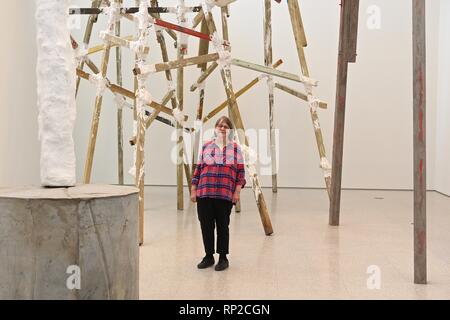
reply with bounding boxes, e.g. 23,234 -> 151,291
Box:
217,124 -> 230,129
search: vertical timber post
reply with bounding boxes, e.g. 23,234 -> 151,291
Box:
329,0 -> 360,226
412,0 -> 427,284
76,0 -> 102,96
264,0 -> 278,194
176,0 -> 187,211
116,0 -> 124,185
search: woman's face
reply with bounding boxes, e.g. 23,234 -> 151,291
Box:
215,121 -> 230,140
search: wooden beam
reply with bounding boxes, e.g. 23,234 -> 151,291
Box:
133,2 -> 152,246
287,0 -> 309,76
198,17 -> 210,69
221,4 -> 241,212
192,10 -> 205,29
274,82 -> 327,109
203,8 -> 273,235
231,58 -> 318,87
75,0 -> 102,96
264,0 -> 278,193
100,33 -> 150,55
192,17 -> 210,182
412,0 -> 427,285
151,0 -> 192,196
69,6 -> 202,15
177,0 -> 187,211
191,61 -> 219,91
115,3 -> 124,185
145,90 -> 175,129
285,1 -> 332,198
86,35 -> 133,55
134,53 -> 219,75
154,18 -> 229,47
83,34 -> 111,184
329,0 -> 360,226
203,60 -> 283,124
76,68 -> 184,123
152,0 -> 179,114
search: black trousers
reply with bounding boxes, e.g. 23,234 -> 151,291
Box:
197,197 -> 233,255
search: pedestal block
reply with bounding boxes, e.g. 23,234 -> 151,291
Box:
0,184 -> 139,300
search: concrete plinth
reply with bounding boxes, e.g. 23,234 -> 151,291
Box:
0,184 -> 139,300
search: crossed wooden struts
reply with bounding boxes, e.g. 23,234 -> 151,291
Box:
71,0 -> 332,246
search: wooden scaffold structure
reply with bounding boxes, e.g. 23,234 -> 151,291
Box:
70,0 -> 332,245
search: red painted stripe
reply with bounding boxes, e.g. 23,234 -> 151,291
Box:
419,230 -> 426,255
419,111 -> 423,130
418,110 -> 424,142
154,19 -> 229,47
419,66 -> 425,108
419,159 -> 423,180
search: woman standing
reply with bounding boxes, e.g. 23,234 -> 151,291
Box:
191,116 -> 246,271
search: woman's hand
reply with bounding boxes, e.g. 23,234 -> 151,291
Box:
232,185 -> 242,204
190,187 -> 197,203
232,192 -> 240,204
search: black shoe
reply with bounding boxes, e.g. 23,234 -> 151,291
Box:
215,259 -> 229,271
197,256 -> 215,269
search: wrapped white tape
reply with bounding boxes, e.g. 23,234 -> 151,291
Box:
313,118 -> 321,130
138,63 -> 156,75
211,32 -> 224,48
129,38 -> 147,54
307,95 -> 321,113
267,77 -> 275,92
194,120 -> 203,132
177,1 -> 189,53
134,1 -> 151,30
241,144 -> 258,166
137,88 -> 153,105
201,0 -> 215,13
114,93 -> 127,110
104,1 -> 121,29
89,73 -> 108,97
173,108 -> 185,125
75,44 -> 89,63
218,50 -> 232,71
211,32 -> 231,70
99,30 -> 108,41
197,81 -> 206,90
320,157 -> 332,178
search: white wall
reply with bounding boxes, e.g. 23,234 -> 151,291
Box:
0,0 -> 446,193
71,0 -> 440,190
435,0 -> 450,196
0,1 -> 40,186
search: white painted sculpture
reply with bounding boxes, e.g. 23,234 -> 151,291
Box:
36,0 -> 76,187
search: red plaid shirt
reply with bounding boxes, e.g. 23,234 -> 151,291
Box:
192,140 -> 246,203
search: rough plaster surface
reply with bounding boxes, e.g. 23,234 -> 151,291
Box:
36,0 -> 77,187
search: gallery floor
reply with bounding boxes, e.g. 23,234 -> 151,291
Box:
139,186 -> 450,300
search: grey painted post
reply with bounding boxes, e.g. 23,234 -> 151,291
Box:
115,1 -> 124,185
412,0 -> 427,284
329,0 -> 360,226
